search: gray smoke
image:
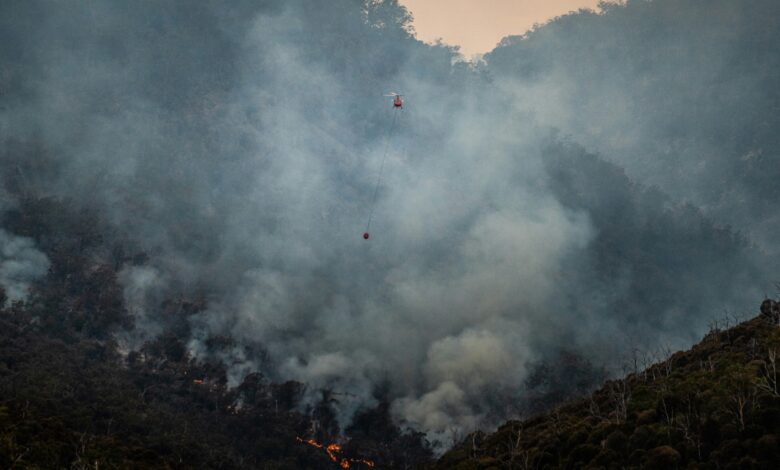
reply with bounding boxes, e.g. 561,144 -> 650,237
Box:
486,0 -> 780,251
0,0 -> 775,443
0,229 -> 49,305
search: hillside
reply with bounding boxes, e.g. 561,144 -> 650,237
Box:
0,196 -> 433,469
433,307 -> 780,469
2,0 -> 780,467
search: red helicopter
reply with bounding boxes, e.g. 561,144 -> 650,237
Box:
385,92 -> 403,109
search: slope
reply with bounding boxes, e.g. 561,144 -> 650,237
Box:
0,196 -> 433,469
433,305 -> 780,469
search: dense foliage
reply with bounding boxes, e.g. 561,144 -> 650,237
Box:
434,312 -> 780,469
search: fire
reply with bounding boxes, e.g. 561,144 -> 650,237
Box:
192,379 -> 205,385
296,437 -> 375,468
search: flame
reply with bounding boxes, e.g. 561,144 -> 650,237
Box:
296,437 -> 375,468
192,379 -> 205,385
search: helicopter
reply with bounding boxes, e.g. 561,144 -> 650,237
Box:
363,93 -> 405,241
384,92 -> 403,109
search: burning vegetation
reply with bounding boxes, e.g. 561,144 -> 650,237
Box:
296,437 -> 375,468
0,195 -> 435,468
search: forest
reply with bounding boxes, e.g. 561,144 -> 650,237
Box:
1,0 -> 779,467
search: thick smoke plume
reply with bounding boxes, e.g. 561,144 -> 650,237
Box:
1,0 -> 776,442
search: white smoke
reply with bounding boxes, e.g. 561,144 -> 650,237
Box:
0,229 -> 49,305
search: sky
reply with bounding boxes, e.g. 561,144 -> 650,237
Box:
400,0 -> 602,57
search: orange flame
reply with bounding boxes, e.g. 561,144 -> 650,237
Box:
296,437 -> 375,468
192,379 -> 205,385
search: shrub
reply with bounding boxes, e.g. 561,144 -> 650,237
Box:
605,430 -> 628,454
636,408 -> 657,425
646,445 -> 681,469
566,443 -> 599,467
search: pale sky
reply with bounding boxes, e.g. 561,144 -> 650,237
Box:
400,0 -> 602,57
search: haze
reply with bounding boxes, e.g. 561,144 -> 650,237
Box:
2,0 -> 778,449
400,0 -> 602,56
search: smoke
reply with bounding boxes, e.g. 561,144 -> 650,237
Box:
117,265 -> 170,344
486,0 -> 780,251
0,0 -> 775,443
0,229 -> 49,305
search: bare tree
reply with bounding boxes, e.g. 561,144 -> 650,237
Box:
758,347 -> 779,397
588,393 -> 606,422
699,356 -> 716,373
503,424 -> 532,470
725,369 -> 757,431
607,378 -> 631,424
730,390 -> 750,431
673,411 -> 702,461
